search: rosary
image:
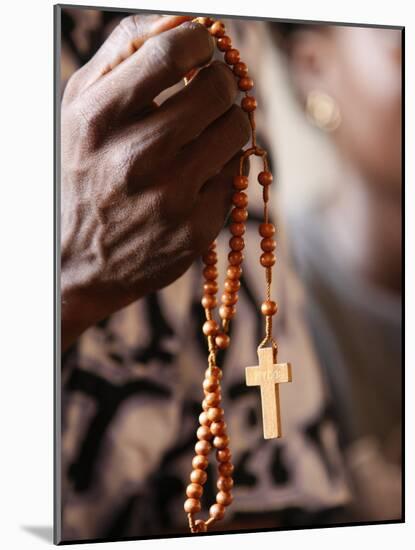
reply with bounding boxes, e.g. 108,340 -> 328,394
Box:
183,16 -> 293,534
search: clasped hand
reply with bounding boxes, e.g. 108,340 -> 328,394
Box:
61,15 -> 250,351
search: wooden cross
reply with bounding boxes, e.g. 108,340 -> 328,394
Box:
245,347 -> 292,439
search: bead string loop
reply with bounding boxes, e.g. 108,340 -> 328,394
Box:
184,16 -> 279,533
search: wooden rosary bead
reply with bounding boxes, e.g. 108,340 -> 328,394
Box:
186,482 -> 204,499
201,295 -> 217,309
261,300 -> 278,316
207,407 -> 224,422
224,48 -> 240,65
232,191 -> 248,208
261,237 -> 276,252
192,455 -> 209,470
259,222 -> 276,238
184,498 -> 201,514
233,175 -> 248,190
258,171 -> 273,186
230,222 -> 245,236
224,278 -> 240,293
203,377 -> 219,393
191,469 -> 208,485
202,398 -> 209,412
216,447 -> 232,462
203,266 -> 218,280
228,251 -> 244,265
195,16 -> 213,27
227,266 -> 242,280
241,95 -> 257,112
205,366 -> 222,380
231,207 -> 248,223
209,503 -> 226,520
238,76 -> 254,91
217,35 -> 232,51
202,250 -> 217,265
216,490 -> 233,506
229,236 -> 245,251
219,305 -> 236,320
199,411 -> 211,426
210,421 -> 227,436
221,292 -> 238,306
194,519 -> 207,532
260,252 -> 276,267
205,391 -> 221,408
233,61 -> 248,77
213,435 -> 230,449
202,320 -> 218,336
197,425 -> 213,441
217,476 -> 234,491
205,379 -> 221,394
203,281 -> 218,294
210,21 -> 226,37
218,461 -> 234,477
195,440 -> 211,455
215,332 -> 230,349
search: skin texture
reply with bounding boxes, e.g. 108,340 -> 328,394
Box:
287,27 -> 402,292
61,15 -> 251,351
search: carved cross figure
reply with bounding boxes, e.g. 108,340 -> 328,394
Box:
245,347 -> 292,439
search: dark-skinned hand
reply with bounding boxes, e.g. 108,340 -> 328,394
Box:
61,15 -> 250,351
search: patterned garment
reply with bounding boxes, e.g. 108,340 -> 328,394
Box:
60,9 -> 351,542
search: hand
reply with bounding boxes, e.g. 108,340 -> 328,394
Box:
61,15 -> 250,351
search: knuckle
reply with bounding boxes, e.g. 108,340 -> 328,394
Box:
184,221 -> 204,254
119,13 -> 158,39
147,173 -> 195,226
147,185 -> 174,222
62,62 -> 93,105
203,62 -> 237,111
145,21 -> 214,81
187,217 -> 217,255
148,116 -> 178,160
225,105 -> 251,148
72,95 -> 106,149
182,21 -> 215,62
118,14 -> 140,37
147,34 -> 184,81
62,70 -> 82,105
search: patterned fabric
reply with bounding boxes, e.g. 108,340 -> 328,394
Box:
60,9 -> 351,542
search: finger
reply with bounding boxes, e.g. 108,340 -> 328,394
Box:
78,14 -> 193,88
117,61 -> 238,178
186,154 -> 242,253
84,20 -> 215,120
176,105 -> 251,198
146,60 -> 239,153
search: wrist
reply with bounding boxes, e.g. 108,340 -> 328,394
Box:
61,281 -> 96,352
60,271 -> 139,352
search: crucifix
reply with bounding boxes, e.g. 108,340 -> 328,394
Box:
245,347 -> 292,439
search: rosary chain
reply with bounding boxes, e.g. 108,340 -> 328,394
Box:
184,16 -> 279,533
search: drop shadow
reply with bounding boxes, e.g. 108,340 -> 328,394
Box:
21,525 -> 54,544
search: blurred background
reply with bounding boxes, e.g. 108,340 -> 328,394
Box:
59,7 -> 402,543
